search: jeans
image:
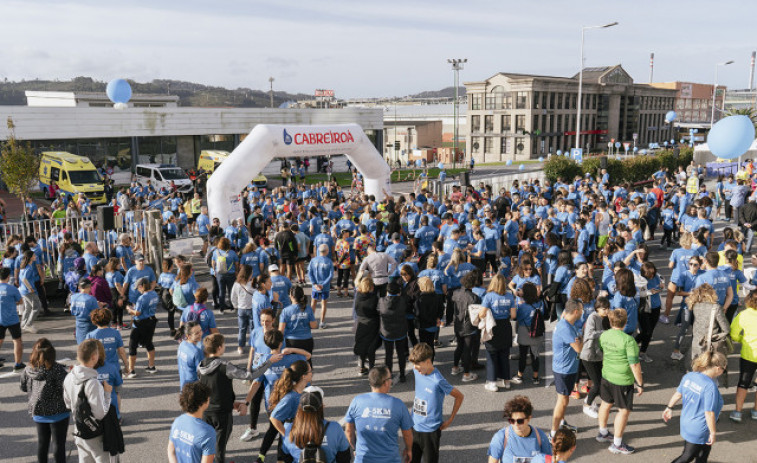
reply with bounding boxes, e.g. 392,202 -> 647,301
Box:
216,274 -> 235,311
36,417 -> 69,463
745,226 -> 755,254
485,345 -> 510,382
238,309 -> 252,347
21,293 -> 41,328
674,307 -> 693,350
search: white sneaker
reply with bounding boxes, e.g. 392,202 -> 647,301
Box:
450,366 -> 463,376
484,381 -> 499,392
462,373 -> 478,382
671,351 -> 684,361
640,353 -> 654,363
498,379 -> 511,389
237,348 -> 245,356
23,325 -> 37,333
239,428 -> 259,441
659,315 -> 670,324
319,322 -> 327,329
583,404 -> 599,419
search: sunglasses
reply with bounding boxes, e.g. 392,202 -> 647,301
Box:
508,418 -> 528,425
689,263 -> 700,266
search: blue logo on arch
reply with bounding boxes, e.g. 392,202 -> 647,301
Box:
283,129 -> 293,145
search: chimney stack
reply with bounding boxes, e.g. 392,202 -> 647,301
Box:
649,52 -> 654,83
750,51 -> 756,91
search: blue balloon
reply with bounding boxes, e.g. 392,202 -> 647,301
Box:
506,160 -> 513,166
707,115 -> 756,159
538,156 -> 544,162
556,150 -> 562,156
106,79 -> 132,104
633,147 -> 639,152
665,111 -> 677,123
437,162 -> 444,170
670,139 -> 675,144
680,139 -> 685,144
519,164 -> 525,171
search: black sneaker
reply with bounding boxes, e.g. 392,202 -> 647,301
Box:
13,363 -> 26,372
399,375 -> 407,383
145,366 -> 158,374
532,376 -> 541,385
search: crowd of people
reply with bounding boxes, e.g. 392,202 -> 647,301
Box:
4,157 -> 757,463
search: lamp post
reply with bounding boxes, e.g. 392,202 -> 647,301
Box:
448,58 -> 467,169
576,22 -> 618,153
710,60 -> 734,127
269,77 -> 275,108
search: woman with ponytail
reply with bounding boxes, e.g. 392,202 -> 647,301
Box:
251,273 -> 273,330
282,389 -> 351,463
279,285 -> 317,357
254,359 -> 312,463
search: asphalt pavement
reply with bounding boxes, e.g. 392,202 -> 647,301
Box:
2,215 -> 757,462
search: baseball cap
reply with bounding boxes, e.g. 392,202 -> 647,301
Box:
73,257 -> 85,270
134,253 -> 145,261
268,264 -> 279,272
300,386 -> 324,412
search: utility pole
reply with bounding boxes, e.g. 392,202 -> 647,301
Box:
447,58 -> 467,169
269,77 -> 275,108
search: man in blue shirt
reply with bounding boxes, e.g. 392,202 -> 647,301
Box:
0,268 -> 23,371
414,216 -> 439,256
551,299 -> 583,439
694,252 -> 734,309
408,342 -> 464,463
196,207 -> 211,255
123,253 -> 157,305
168,382 -> 217,463
344,365 -> 413,463
307,244 -> 334,329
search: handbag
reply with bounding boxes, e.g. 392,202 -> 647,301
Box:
701,304 -> 734,355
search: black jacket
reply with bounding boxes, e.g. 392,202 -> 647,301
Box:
20,363 -> 69,418
378,294 -> 409,340
739,201 -> 757,229
415,292 -> 444,330
198,357 -> 271,414
102,405 -> 125,456
451,288 -> 480,337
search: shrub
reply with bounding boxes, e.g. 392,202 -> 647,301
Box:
543,156 -> 583,183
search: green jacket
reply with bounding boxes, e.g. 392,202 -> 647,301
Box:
731,309 -> 757,363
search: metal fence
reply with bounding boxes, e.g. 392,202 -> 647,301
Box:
1,210 -> 163,279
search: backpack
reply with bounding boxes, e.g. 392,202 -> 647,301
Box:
300,424 -> 330,463
529,304 -> 545,338
502,425 -> 542,456
74,382 -> 103,439
172,285 -> 188,308
215,251 -> 229,275
186,304 -> 207,323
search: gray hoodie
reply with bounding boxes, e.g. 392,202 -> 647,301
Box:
63,365 -> 111,423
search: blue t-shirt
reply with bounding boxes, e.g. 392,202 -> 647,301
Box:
0,282 -> 22,326
271,275 -> 292,307
133,290 -> 159,321
105,271 -> 124,289
487,425 -> 552,462
96,362 -> 123,418
677,372 -> 723,445
552,318 -> 580,374
158,272 -> 176,289
516,301 -> 544,328
180,304 -> 217,338
412,368 -> 454,432
196,214 -> 210,235
611,293 -> 639,335
85,327 -> 123,368
71,293 -> 99,343
169,414 -> 217,463
280,304 -> 316,340
124,266 -> 157,303
282,420 -> 351,463
270,390 -> 301,423
255,353 -> 308,407
177,341 -> 204,389
481,292 -> 516,320
344,392 -> 413,463
694,269 -> 731,306
18,266 -> 39,296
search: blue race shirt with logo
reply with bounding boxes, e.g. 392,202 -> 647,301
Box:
282,420 -> 351,463
344,392 -> 413,463
133,290 -> 159,320
552,318 -> 580,374
677,372 -> 723,445
0,282 -> 21,326
124,266 -> 156,303
412,368 -> 454,432
169,414 -> 216,463
255,353 -> 307,408
280,303 -> 316,340
694,269 -> 731,306
177,341 -> 204,389
481,292 -> 516,320
71,293 -> 99,343
487,425 -> 552,462
85,327 -> 123,368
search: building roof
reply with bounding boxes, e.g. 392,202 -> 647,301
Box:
467,65 -> 634,87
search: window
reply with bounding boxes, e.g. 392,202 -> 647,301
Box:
557,93 -> 563,110
68,170 -> 101,184
502,93 -> 513,109
533,91 -> 541,109
556,115 -> 563,132
471,94 -> 482,110
136,166 -> 150,177
154,170 -> 163,181
549,92 -> 555,109
159,168 -> 188,180
488,86 -> 505,110
516,92 -> 528,109
471,137 -> 481,153
501,137 -> 509,154
484,137 -> 494,153
501,115 -> 511,132
471,115 -> 481,133
61,171 -> 68,182
515,137 -> 525,154
484,115 -> 494,133
50,167 -> 60,182
515,115 -> 526,132
485,94 -> 496,110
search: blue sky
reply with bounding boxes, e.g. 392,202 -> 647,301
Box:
2,0 -> 756,98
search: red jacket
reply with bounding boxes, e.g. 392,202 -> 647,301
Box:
89,275 -> 113,308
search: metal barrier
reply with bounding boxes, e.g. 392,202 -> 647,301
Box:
0,210 -> 162,279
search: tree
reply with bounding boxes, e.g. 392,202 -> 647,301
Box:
0,117 -> 40,219
726,108 -> 757,129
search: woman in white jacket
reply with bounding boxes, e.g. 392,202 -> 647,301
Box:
231,264 -> 255,356
63,338 -> 112,463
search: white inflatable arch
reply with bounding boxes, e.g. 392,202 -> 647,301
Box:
207,123 -> 391,225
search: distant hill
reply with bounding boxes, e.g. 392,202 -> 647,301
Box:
0,76 -> 313,108
408,86 -> 466,99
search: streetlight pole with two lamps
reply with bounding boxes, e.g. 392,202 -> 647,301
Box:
575,22 -> 618,153
448,58 -> 467,169
710,60 -> 734,127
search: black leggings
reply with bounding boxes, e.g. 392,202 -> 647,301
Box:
337,268 -> 350,289
418,329 -> 436,360
453,333 -> 479,374
582,359 -> 603,406
166,308 -> 178,332
726,303 -> 739,324
384,338 -> 409,376
407,319 -> 418,347
258,421 -> 285,460
636,307 -> 661,353
249,381 -> 265,429
36,418 -> 69,463
670,440 -> 712,463
518,345 -> 540,376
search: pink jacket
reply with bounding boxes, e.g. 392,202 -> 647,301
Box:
89,276 -> 113,308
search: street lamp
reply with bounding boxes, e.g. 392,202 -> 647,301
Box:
448,58 -> 467,169
710,60 -> 734,127
576,22 -> 618,153
269,77 -> 275,108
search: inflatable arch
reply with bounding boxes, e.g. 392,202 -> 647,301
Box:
207,124 -> 392,225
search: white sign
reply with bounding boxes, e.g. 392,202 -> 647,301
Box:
623,142 -> 631,152
632,133 -> 638,140
228,194 -> 244,221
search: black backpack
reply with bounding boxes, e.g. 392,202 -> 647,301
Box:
74,382 -> 103,439
529,304 -> 546,338
301,442 -> 328,463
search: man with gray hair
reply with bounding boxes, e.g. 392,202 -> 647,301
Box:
344,365 -> 414,463
307,244 -> 334,329
550,298 -> 583,440
358,244 -> 398,297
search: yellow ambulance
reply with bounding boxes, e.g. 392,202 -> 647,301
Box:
198,150 -> 268,189
38,152 -> 106,204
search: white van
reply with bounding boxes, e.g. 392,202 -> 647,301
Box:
134,164 -> 193,194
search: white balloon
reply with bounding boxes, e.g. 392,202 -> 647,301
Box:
113,102 -> 128,110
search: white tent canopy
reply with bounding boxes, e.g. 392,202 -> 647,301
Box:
207,123 -> 391,225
